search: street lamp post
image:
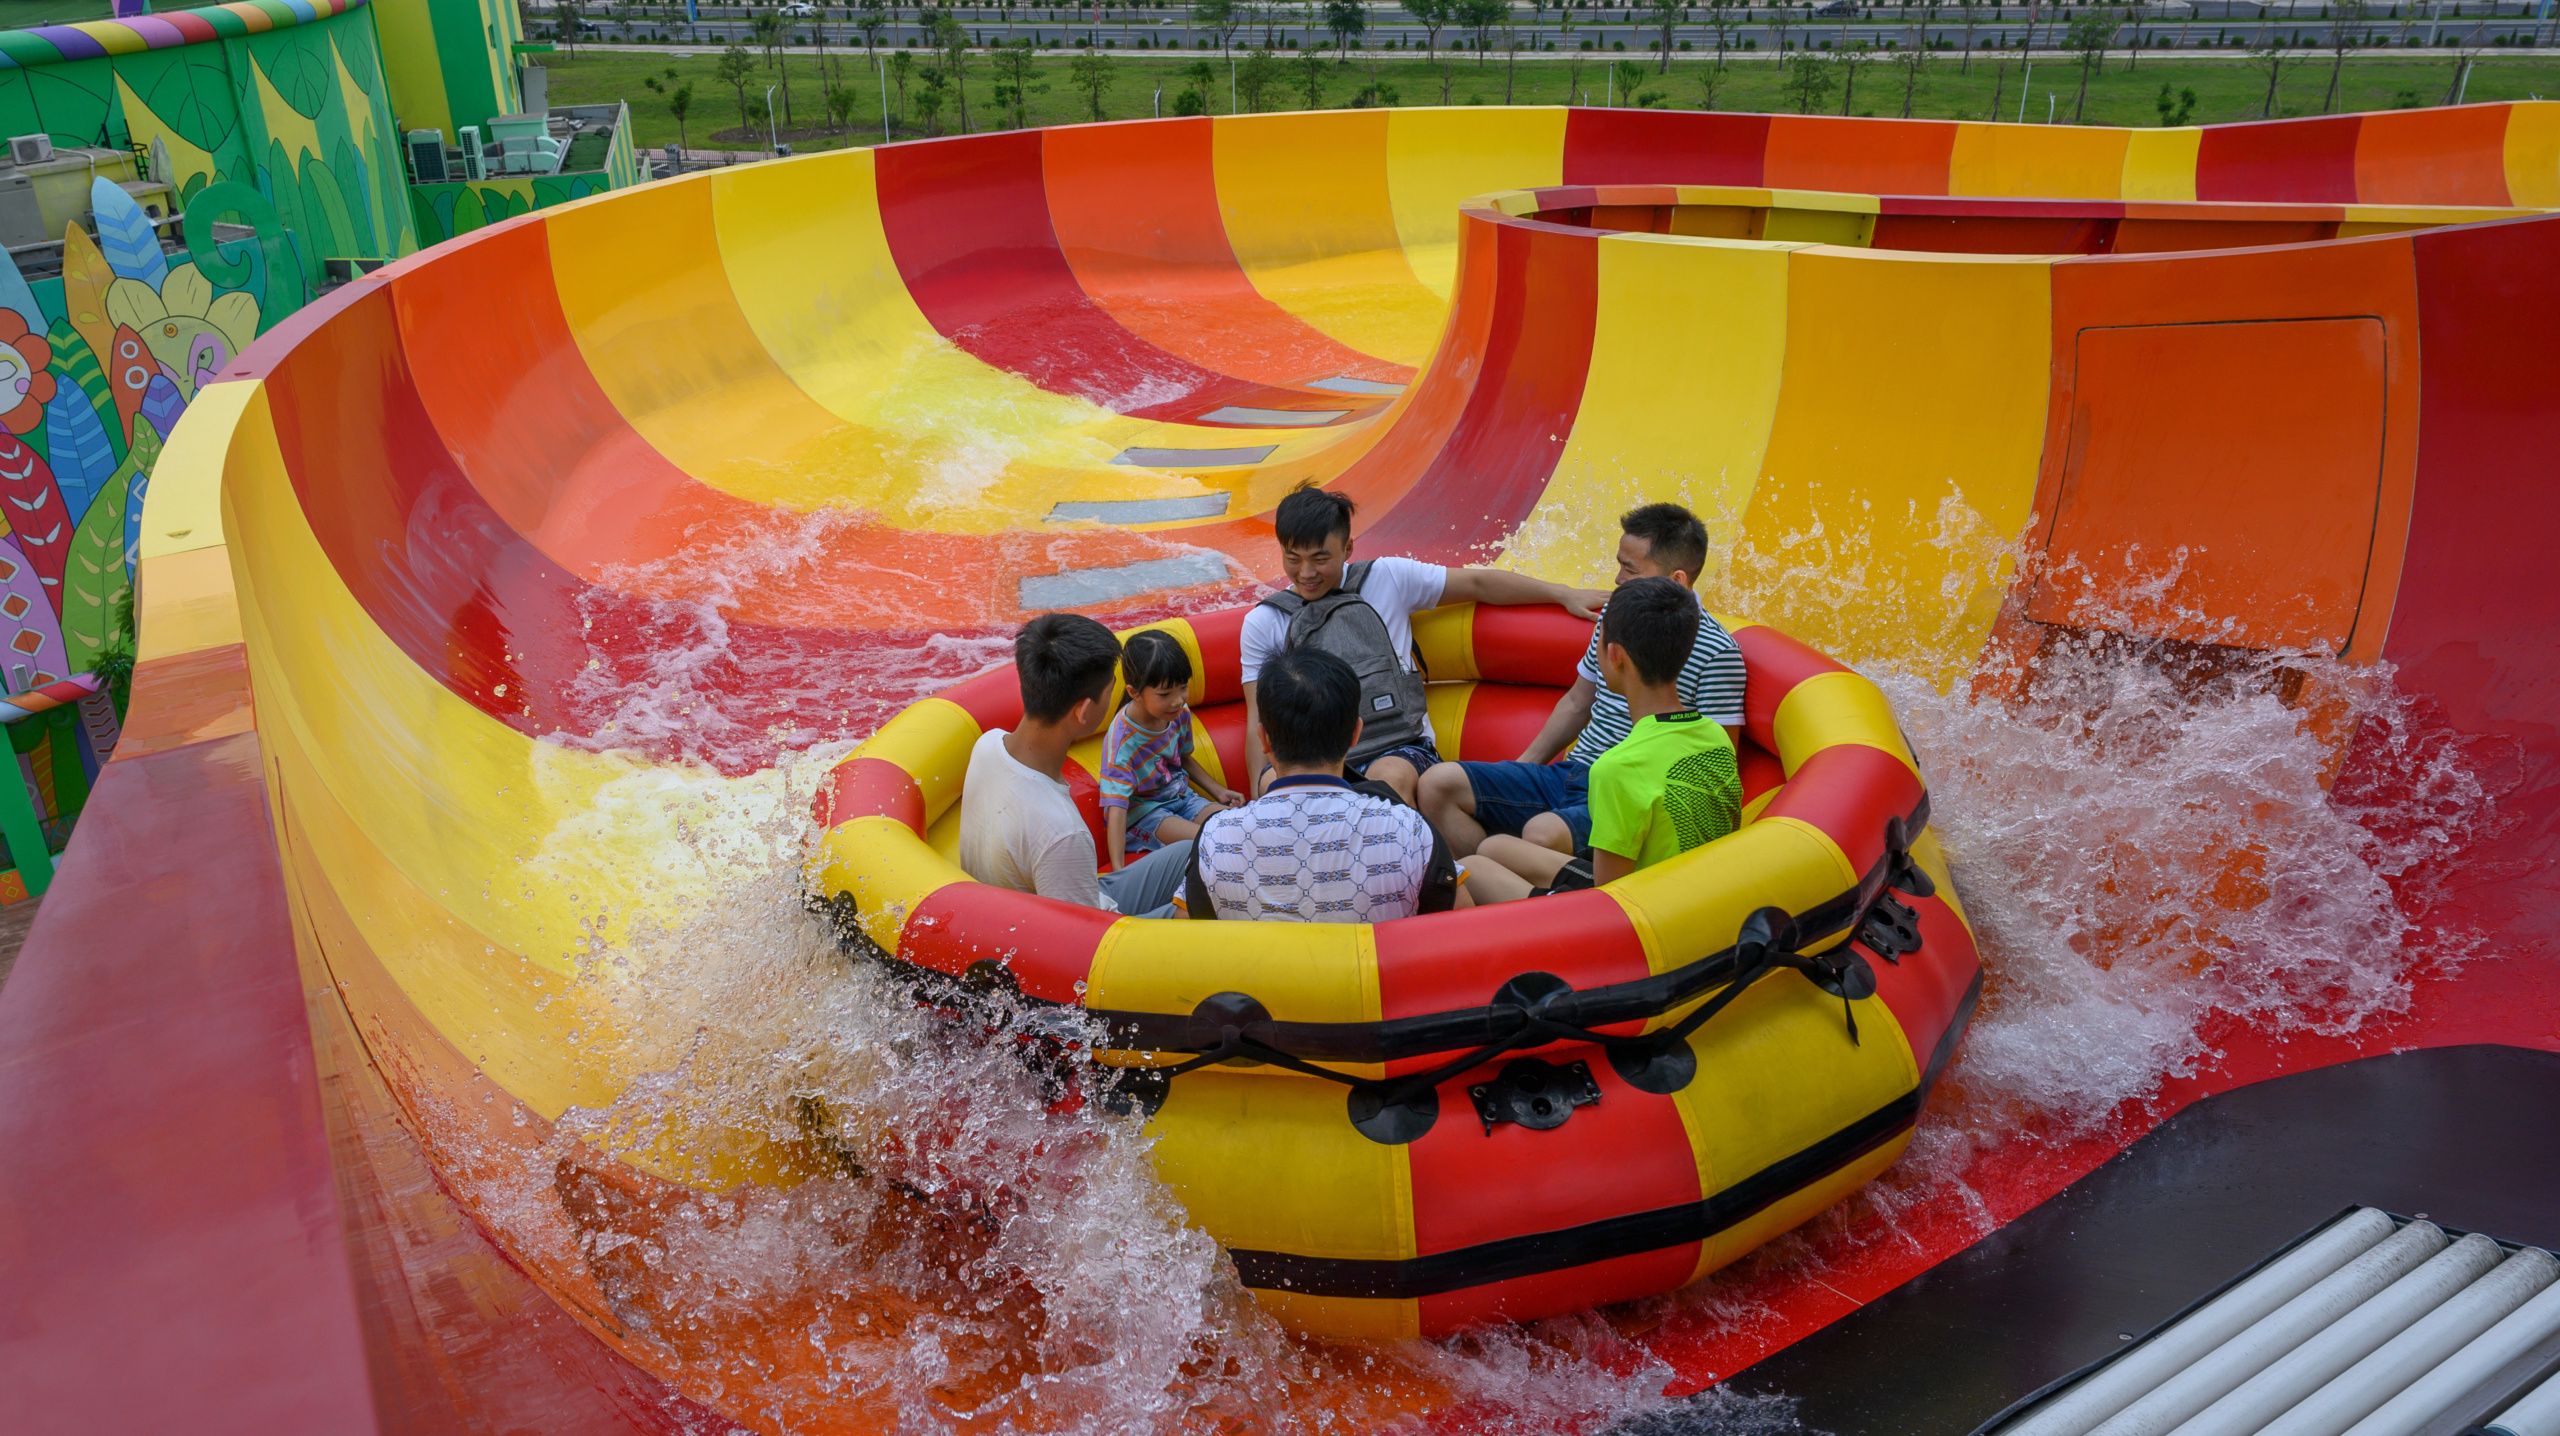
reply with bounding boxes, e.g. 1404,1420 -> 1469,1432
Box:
766,81 -> 779,153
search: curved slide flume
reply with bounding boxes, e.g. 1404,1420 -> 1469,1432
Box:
60,102 -> 2560,1430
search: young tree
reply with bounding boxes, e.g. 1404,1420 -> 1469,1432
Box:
889,47 -> 915,125
2440,21 -> 2485,104
1563,17 -> 1588,100
912,64 -> 948,132
1955,0 -> 1978,70
989,37 -> 1040,127
1069,46 -> 1117,117
1232,45 -> 1283,108
2246,29 -> 2292,115
1410,0 -> 1454,74
1835,40 -> 1877,114
717,43 -> 759,128
1293,44 -> 1330,102
1459,0 -> 1506,64
1641,0 -> 1682,70
1989,54 -> 2008,118
1192,0 -> 1243,55
2066,6 -> 2116,120
1769,0 -> 1797,52
1324,0 -> 1365,54
1706,0 -> 1739,63
825,81 -> 857,129
1781,48 -> 1833,108
1892,42 -> 1929,113
858,0 -> 887,57
2320,0 -> 2371,113
932,11 -> 973,131
1698,58 -> 1728,107
1181,56 -> 1220,108
2153,80 -> 2196,123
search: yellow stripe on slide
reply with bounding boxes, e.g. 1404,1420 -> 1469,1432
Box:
1214,111 -> 1445,366
1511,234 -> 1799,589
2122,126 -> 2204,202
1386,106 -> 1567,299
1948,122 -> 2134,200
1745,246 -> 2051,680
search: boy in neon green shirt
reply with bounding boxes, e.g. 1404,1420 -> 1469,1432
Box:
1467,577 -> 1741,898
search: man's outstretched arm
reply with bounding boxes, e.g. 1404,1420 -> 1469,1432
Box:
1439,567 -> 1610,620
1517,675 -> 1598,764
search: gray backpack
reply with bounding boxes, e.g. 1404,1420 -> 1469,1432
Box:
1257,560 -> 1431,769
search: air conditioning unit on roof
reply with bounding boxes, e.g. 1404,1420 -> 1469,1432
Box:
7,135 -> 50,167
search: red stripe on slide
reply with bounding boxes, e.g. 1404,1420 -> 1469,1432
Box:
814,756 -> 925,834
2197,115 -> 2364,204
1357,218 -> 1598,565
1318,209 -> 1505,528
1561,109 -> 1770,186
1732,625 -> 1849,753
899,885 -> 1115,1002
874,131 -> 1261,421
1757,743 -> 1925,880
1041,119 -> 1406,388
1466,604 -> 1591,687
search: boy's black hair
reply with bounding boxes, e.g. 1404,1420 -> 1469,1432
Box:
1016,613 -> 1123,724
1257,647 -> 1362,765
1621,502 -> 1710,584
1274,482 -> 1357,551
1602,576 -> 1702,688
1120,628 -> 1193,696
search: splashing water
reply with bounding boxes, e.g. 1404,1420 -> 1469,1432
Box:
422,482 -> 2497,1434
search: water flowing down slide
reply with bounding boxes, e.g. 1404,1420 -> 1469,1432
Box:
6,105 -> 2560,1433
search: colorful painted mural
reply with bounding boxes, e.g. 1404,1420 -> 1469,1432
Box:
0,172 -> 269,899
408,106 -> 641,243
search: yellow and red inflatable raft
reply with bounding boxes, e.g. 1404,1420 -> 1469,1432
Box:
807,603 -> 1982,1338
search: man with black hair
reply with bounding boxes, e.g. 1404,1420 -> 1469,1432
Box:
1418,501 -> 1745,860
1188,647 -> 1467,923
959,613 -> 1194,917
1466,577 -> 1743,901
1242,482 -> 1607,804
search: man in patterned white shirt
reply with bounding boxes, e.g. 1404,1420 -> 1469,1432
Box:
1187,647 -> 1467,923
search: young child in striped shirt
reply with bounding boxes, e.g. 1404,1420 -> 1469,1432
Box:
1102,630 -> 1244,871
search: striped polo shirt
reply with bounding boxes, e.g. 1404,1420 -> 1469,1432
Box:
1565,599 -> 1747,767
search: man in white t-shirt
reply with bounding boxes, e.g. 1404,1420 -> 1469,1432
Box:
958,613 -> 1192,918
1240,483 -> 1607,804
1188,647 -> 1466,923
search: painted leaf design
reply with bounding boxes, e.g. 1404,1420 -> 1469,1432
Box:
45,320 -> 123,464
138,373 -> 185,444
0,535 -> 69,693
40,384 -> 117,524
0,434 -> 72,617
88,177 -> 170,288
57,225 -> 118,386
136,50 -> 244,161
61,422 -> 145,675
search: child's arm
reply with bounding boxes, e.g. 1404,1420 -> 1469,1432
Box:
1185,752 -> 1242,806
1592,849 -> 1640,886
1106,804 -> 1130,871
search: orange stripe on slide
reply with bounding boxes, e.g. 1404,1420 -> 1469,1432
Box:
1766,116 -> 1957,197
2353,106 -> 2515,206
1043,120 -> 1407,388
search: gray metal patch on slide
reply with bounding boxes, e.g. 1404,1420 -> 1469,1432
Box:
1111,445 -> 1278,468
1019,551 -> 1235,609
1305,376 -> 1407,396
1196,406 -> 1350,427
1047,494 -> 1233,524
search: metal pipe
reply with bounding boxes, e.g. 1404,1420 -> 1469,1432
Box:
2005,1210 -> 2398,1436
2488,1366 -> 2560,1436
2342,1278 -> 2560,1436
2165,1235 -> 2508,1436
2261,1248 -> 2560,1436
2087,1221 -> 2452,1436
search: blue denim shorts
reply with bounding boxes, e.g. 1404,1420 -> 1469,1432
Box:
1458,759 -> 1592,846
1350,743 -> 1445,783
1128,788 -> 1215,849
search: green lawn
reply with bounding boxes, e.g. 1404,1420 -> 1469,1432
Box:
544,45 -> 2560,155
